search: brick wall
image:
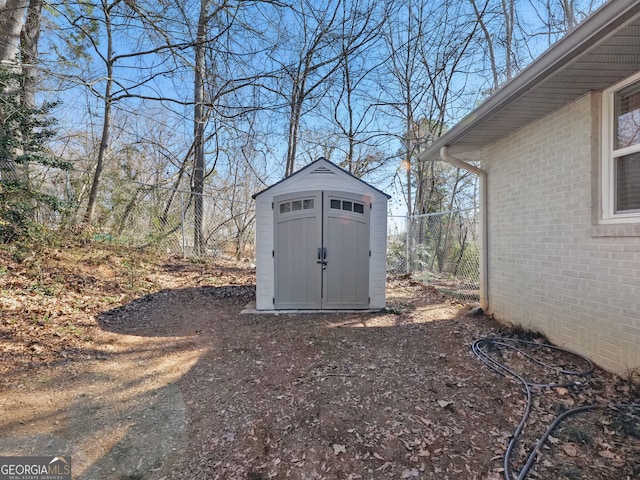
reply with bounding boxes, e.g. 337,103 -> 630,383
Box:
483,93 -> 640,374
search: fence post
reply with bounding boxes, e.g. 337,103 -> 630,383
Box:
405,215 -> 411,274
180,192 -> 186,259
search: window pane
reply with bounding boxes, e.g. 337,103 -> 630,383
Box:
353,202 -> 364,214
279,202 -> 290,213
615,81 -> 640,149
342,201 -> 352,211
291,200 -> 302,211
303,199 -> 314,209
330,199 -> 341,209
616,151 -> 640,212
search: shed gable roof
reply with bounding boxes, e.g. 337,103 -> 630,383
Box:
419,0 -> 640,164
252,158 -> 391,199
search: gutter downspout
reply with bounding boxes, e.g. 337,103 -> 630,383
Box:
440,146 -> 488,310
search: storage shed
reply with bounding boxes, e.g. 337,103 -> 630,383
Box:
253,158 -> 390,311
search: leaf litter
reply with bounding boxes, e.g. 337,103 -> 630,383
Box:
0,245 -> 638,479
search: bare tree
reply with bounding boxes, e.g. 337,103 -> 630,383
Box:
81,0 -> 117,225
42,0 -> 199,225
330,0 -> 389,177
265,0 -> 358,177
381,0 -> 478,212
469,0 -> 498,91
187,0 -> 271,253
5,0 -> 611,252
530,0 -> 603,42
192,0 -> 209,254
379,0 -> 481,271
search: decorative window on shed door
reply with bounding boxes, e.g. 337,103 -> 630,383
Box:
602,72 -> 640,223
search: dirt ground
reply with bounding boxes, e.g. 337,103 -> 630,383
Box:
0,244 -> 638,480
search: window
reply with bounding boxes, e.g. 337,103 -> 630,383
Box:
602,73 -> 640,223
329,198 -> 365,214
279,202 -> 291,214
279,198 -> 314,214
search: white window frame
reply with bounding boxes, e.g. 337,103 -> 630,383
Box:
601,71 -> 640,224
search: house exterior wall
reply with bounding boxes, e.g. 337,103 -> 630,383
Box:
482,93 -> 640,374
254,163 -> 388,310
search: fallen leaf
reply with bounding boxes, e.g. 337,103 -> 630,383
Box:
561,444 -> 578,457
372,451 -> 385,461
484,474 -> 502,480
598,449 -> 617,459
401,468 -> 419,478
417,416 -> 433,426
560,398 -> 575,407
333,444 -> 346,455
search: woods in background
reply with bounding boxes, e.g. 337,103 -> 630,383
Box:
0,0 -> 603,254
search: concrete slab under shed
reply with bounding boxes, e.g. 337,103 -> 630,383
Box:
241,300 -> 382,315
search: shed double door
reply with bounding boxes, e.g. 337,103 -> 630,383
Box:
274,191 -> 370,309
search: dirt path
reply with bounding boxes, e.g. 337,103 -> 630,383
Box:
1,250 -> 638,480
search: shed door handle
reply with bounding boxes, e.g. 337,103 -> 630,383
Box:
317,247 -> 327,267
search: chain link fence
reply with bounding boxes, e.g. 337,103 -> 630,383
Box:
387,209 -> 480,303
90,185 -> 255,259
86,182 -> 255,259
0,159 -> 256,259
4,159 -> 478,301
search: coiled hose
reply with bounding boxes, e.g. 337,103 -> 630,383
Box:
472,336 -> 640,480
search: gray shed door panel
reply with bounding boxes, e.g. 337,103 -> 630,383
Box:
274,192 -> 322,309
322,191 -> 370,309
274,190 -> 370,310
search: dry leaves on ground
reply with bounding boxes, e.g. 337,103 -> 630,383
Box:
0,243 -> 638,480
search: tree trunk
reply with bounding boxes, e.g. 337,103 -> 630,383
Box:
501,0 -> 515,81
115,188 -> 142,235
561,0 -> 577,31
15,0 -> 42,190
436,168 -> 461,273
285,78 -> 304,177
20,0 -> 41,111
452,227 -> 468,277
469,0 -> 498,90
0,0 -> 27,63
405,115 -> 412,274
0,0 -> 28,181
192,0 -> 207,254
84,4 -> 114,225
